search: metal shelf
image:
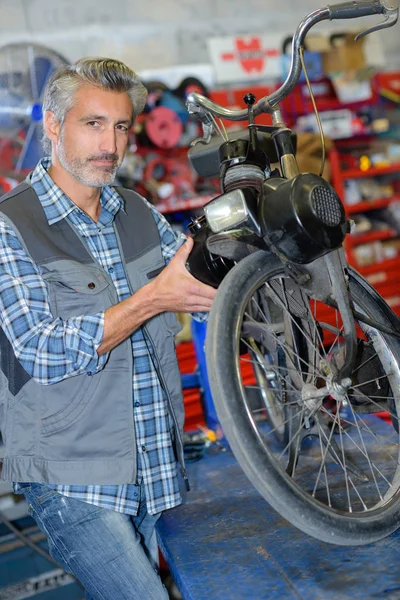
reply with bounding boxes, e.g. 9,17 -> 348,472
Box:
357,256 -> 400,276
346,197 -> 396,214
340,163 -> 400,179
347,228 -> 397,246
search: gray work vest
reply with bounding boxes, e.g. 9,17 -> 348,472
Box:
0,182 -> 185,485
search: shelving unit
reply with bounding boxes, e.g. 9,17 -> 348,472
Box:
329,144 -> 400,315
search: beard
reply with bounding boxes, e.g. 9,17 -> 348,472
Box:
57,132 -> 121,187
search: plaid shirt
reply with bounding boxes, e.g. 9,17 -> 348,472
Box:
0,157 -> 189,516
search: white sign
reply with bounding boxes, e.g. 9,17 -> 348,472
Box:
207,34 -> 283,84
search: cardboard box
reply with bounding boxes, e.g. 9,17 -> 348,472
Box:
295,132 -> 333,181
324,33 -> 366,74
307,32 -> 366,74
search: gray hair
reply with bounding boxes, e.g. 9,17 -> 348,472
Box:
41,57 -> 148,154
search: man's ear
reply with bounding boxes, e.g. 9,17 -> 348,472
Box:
43,111 -> 61,146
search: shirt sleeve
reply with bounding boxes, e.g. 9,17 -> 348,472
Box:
145,200 -> 208,323
0,216 -> 109,385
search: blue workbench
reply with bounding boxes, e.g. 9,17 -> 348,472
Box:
157,444 -> 400,600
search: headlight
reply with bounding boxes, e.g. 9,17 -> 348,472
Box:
204,188 -> 260,234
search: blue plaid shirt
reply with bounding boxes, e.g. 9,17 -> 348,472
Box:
0,158 -> 189,516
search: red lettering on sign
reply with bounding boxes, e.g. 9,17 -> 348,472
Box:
235,38 -> 264,72
221,52 -> 235,61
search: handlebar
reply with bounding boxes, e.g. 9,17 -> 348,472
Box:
329,0 -> 383,19
186,0 -> 398,123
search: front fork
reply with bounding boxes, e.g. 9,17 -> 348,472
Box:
290,247 -> 358,389
324,249 -> 357,384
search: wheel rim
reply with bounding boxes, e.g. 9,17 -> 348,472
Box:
237,271 -> 400,516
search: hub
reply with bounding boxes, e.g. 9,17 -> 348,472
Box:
301,376 -> 352,412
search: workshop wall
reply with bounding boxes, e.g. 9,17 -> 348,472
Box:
0,0 -> 398,73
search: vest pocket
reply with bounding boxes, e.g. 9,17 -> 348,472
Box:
44,268 -> 112,319
40,371 -> 100,435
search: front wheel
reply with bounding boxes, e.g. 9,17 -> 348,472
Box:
206,250 -> 400,545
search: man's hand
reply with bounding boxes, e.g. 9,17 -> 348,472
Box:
148,237 -> 217,313
98,237 -> 217,355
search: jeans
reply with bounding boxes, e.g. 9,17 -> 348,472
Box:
20,483 -> 169,600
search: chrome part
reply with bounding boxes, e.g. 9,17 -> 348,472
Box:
266,7 -> 330,108
301,376 -> 351,412
329,376 -> 352,399
189,119 -> 214,148
354,0 -> 398,39
204,189 -> 261,234
271,107 -> 284,126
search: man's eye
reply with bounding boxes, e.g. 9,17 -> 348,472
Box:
87,121 -> 100,127
116,124 -> 129,132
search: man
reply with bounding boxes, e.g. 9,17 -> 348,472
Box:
0,57 -> 216,599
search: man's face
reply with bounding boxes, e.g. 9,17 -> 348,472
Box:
54,83 -> 133,187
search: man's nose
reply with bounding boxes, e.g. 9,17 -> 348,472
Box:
99,127 -> 117,154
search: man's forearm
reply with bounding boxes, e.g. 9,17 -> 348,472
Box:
97,283 -> 158,355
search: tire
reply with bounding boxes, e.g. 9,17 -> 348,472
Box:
206,250 -> 400,545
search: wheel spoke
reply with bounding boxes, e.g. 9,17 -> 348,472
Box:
319,406 -> 392,493
314,412 -> 354,512
336,407 -> 353,512
277,408 -> 309,461
350,393 -> 399,401
320,406 -> 399,469
287,403 -> 306,478
239,356 -> 311,380
351,374 -> 391,389
349,386 -> 400,429
312,408 -> 339,502
248,398 -> 304,438
345,402 -> 386,499
327,324 -> 345,357
352,350 -> 381,375
263,281 -> 330,368
240,329 -> 317,377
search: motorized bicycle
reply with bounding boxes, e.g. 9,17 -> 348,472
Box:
185,0 -> 400,545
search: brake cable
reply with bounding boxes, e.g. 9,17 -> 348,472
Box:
299,45 -> 326,177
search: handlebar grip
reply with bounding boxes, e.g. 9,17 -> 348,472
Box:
328,0 -> 384,19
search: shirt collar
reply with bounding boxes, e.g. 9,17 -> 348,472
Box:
29,157 -> 126,226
